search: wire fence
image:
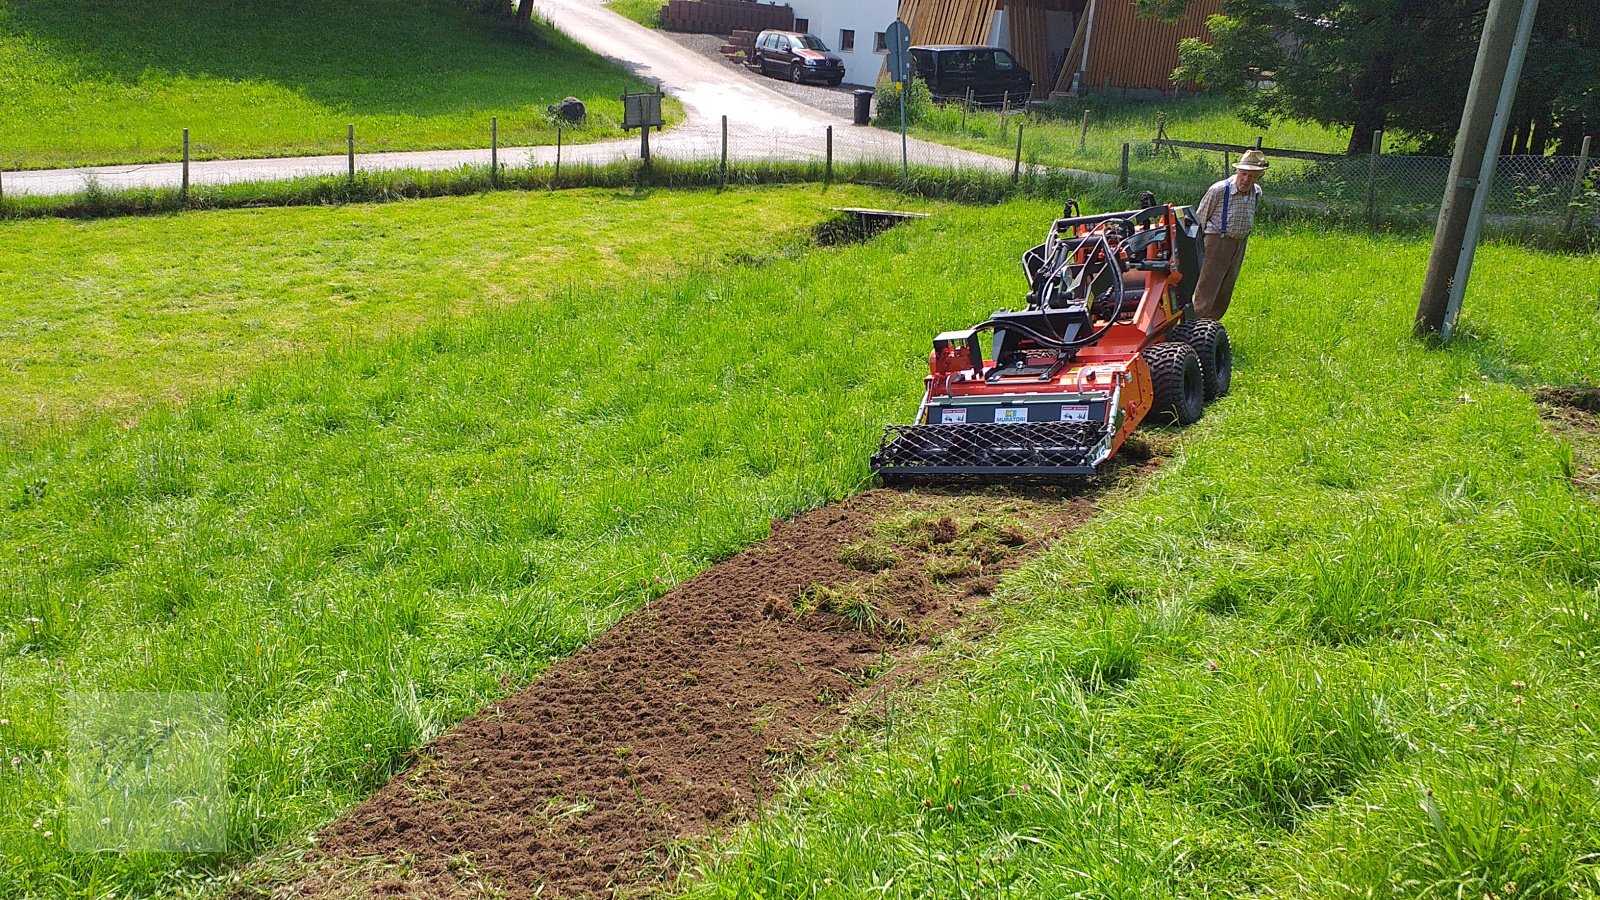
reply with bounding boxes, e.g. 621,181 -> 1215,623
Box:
3,114 -> 1597,237
906,96 -> 1600,231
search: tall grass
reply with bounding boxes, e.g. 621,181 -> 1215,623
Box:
0,158 -> 1116,223
679,218 -> 1600,897
903,94 -> 1599,244
900,92 -> 1367,196
0,198 -> 1079,898
2,194 -> 1594,897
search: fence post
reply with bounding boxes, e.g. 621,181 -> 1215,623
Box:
720,115 -> 728,189
347,124 -> 355,182
1222,150 -> 1230,174
491,116 -> 498,187
555,125 -> 562,189
1365,129 -> 1383,220
1079,109 -> 1090,151
825,125 -> 833,185
1120,141 -> 1129,188
181,128 -> 190,202
962,88 -> 972,132
1013,123 -> 1024,184
1256,136 -> 1263,150
1565,134 -> 1593,233
1000,91 -> 1010,139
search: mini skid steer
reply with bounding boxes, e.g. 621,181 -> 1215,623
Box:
871,198 -> 1231,480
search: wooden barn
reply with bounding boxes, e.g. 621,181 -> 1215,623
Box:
896,0 -> 1221,97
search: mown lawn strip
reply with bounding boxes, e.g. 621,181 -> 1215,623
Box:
0,185 -> 893,430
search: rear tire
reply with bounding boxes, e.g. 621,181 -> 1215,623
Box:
1173,318 -> 1232,401
1142,342 -> 1205,426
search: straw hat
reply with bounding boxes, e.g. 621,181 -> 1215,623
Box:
1235,149 -> 1269,171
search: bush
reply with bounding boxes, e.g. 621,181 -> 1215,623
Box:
873,77 -> 933,127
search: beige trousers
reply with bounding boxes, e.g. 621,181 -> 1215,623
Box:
1193,233 -> 1248,320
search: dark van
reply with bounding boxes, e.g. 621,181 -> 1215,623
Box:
909,45 -> 1032,104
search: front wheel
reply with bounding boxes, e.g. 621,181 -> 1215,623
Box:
790,64 -> 805,83
1142,342 -> 1205,426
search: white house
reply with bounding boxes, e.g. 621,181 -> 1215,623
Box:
784,0 -> 899,87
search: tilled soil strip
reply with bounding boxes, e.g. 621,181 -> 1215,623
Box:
270,479 -> 1133,898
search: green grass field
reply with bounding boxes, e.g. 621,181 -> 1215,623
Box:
0,183 -> 945,898
912,92 -> 1372,159
0,186 -> 883,430
0,0 -> 678,170
894,94 -> 1492,220
680,222 -> 1600,898
1,186 -> 1597,898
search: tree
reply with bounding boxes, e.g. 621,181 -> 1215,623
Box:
1505,1 -> 1600,155
1145,0 -> 1598,156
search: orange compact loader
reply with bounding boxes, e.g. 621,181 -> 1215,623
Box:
872,197 -> 1231,480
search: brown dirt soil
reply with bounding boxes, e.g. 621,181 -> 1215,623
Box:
1536,385 -> 1600,415
255,467 -> 1148,899
1535,386 -> 1600,498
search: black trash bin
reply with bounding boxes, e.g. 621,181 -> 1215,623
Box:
852,89 -> 873,126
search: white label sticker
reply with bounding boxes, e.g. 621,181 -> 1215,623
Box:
1061,405 -> 1091,422
940,408 -> 967,424
995,407 -> 1029,423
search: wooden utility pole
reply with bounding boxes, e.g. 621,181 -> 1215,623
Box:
1415,0 -> 1539,338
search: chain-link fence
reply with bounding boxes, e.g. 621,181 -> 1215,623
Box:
1124,138 -> 1600,226
881,96 -> 1600,232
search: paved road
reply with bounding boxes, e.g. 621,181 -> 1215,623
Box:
5,2 -> 1011,197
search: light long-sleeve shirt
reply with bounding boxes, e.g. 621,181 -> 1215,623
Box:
1195,175 -> 1261,238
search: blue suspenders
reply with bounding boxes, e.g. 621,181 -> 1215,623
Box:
1221,184 -> 1231,235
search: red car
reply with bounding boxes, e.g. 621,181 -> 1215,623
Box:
752,30 -> 846,86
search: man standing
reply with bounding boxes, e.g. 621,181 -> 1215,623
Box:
1191,149 -> 1268,320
